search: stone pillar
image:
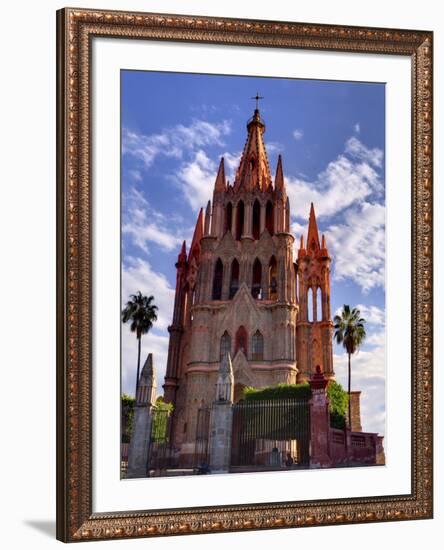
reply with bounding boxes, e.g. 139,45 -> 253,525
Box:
127,354 -> 157,478
347,391 -> 362,432
209,353 -> 234,473
309,366 -> 332,468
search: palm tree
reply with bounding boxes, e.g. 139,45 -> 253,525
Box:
333,305 -> 366,431
122,291 -> 158,394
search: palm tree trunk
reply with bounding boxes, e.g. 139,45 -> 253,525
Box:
348,352 -> 352,430
136,335 -> 141,395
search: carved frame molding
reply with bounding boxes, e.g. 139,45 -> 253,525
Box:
56,7 -> 433,542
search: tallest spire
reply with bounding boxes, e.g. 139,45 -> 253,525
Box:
233,106 -> 272,192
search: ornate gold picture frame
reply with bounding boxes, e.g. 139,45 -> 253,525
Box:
56,7 -> 433,542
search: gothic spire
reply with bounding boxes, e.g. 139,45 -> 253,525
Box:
189,208 -> 204,257
234,107 -> 272,192
214,157 -> 226,192
275,154 -> 285,191
307,202 -> 321,252
177,240 -> 187,264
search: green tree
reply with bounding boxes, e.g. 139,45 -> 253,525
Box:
333,305 -> 367,429
122,291 -> 158,393
121,394 -> 135,443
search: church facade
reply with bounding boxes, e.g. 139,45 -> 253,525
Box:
163,107 -> 338,466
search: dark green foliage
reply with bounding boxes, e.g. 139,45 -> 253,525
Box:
244,382 -> 311,401
333,305 -> 366,355
327,380 -> 349,429
243,381 -> 348,429
121,291 -> 158,339
121,394 -> 135,443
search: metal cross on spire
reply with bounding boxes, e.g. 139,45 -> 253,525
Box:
251,92 -> 264,110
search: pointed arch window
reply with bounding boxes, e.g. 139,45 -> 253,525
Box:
251,330 -> 264,361
307,287 -> 314,322
235,326 -> 248,357
252,258 -> 262,299
220,331 -> 231,360
268,256 -> 278,300
212,258 -> 223,300
316,287 -> 323,322
236,200 -> 244,240
182,283 -> 190,326
225,202 -> 233,234
265,201 -> 274,235
252,199 -> 261,240
229,259 -> 240,299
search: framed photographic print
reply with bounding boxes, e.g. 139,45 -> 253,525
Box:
56,7 -> 433,542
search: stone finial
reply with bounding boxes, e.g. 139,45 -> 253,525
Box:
309,365 -> 328,391
136,353 -> 157,406
215,352 -> 234,403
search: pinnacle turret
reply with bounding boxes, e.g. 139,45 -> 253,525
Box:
307,202 -> 321,252
214,157 -> 226,192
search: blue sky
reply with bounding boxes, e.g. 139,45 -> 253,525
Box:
121,70 -> 386,436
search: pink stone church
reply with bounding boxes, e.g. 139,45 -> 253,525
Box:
162,106 -> 364,467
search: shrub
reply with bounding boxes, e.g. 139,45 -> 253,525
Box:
244,382 -> 311,401
243,380 -> 348,429
327,380 -> 348,429
121,393 -> 135,443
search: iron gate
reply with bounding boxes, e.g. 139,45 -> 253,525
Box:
230,398 -> 310,470
147,408 -> 177,472
193,407 -> 211,470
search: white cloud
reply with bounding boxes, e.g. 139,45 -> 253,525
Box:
129,169 -> 142,182
122,256 -> 175,331
286,139 -> 383,221
122,187 -> 183,254
121,257 -> 175,396
327,202 -> 385,292
345,136 -> 383,168
356,304 -> 385,326
175,149 -> 218,210
123,119 -> 231,168
365,330 -> 385,347
354,122 -> 361,134
292,129 -> 304,140
266,141 -> 284,153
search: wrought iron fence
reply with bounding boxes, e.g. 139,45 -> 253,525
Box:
230,398 -> 310,469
